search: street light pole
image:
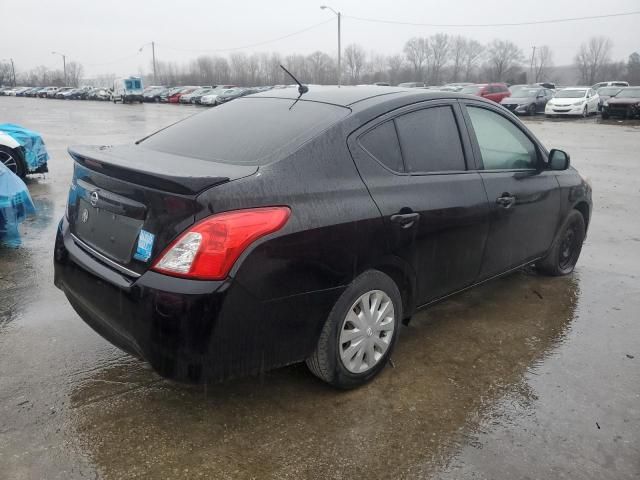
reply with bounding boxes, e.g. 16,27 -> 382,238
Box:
152,41 -> 157,85
9,58 -> 15,87
320,5 -> 341,87
52,51 -> 67,85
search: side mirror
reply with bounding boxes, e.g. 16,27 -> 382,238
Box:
548,149 -> 570,170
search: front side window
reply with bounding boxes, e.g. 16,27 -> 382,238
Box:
394,106 -> 466,173
125,80 -> 133,89
467,106 -> 538,170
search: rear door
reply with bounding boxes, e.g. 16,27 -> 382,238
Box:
460,101 -> 560,279
348,101 -> 491,305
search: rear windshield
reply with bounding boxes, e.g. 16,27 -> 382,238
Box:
141,97 -> 350,165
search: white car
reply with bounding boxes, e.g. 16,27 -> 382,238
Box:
200,88 -> 237,106
545,88 -> 600,118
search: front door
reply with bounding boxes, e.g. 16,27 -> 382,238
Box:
348,101 -> 491,305
461,102 -> 561,279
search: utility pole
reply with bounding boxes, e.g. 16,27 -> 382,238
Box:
52,52 -> 67,85
320,5 -> 342,87
529,46 -> 537,84
152,41 -> 157,85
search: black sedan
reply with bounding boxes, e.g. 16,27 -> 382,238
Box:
54,87 -> 592,388
501,86 -> 554,115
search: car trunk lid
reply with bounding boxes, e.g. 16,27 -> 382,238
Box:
67,144 -> 258,276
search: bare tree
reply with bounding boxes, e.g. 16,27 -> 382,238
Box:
403,37 -> 429,81
387,54 -> 404,86
462,39 -> 483,81
628,52 -> 640,86
65,62 -> 84,87
532,45 -> 553,82
428,33 -> 450,85
307,51 -> 333,84
574,36 -> 613,85
0,61 -> 14,86
449,36 -> 467,82
486,39 -> 524,81
343,44 -> 366,84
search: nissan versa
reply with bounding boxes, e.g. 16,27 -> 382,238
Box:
54,86 -> 592,388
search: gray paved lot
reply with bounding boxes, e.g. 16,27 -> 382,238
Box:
0,96 -> 639,479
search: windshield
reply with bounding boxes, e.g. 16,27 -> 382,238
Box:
597,87 -> 621,96
461,85 -> 481,94
616,88 -> 640,98
555,89 -> 586,98
141,97 -> 349,166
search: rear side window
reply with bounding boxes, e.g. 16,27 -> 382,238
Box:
359,121 -> 404,172
394,106 -> 466,173
141,98 -> 349,165
467,106 -> 538,170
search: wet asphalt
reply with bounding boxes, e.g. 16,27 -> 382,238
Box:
0,97 -> 639,479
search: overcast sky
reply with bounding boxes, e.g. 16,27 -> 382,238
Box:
2,0 -> 639,78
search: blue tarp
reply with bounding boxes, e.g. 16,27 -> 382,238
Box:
0,123 -> 49,172
0,162 -> 36,247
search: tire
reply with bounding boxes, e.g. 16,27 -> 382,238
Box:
602,112 -> 609,120
528,104 -> 536,116
0,145 -> 26,177
582,106 -> 588,118
306,270 -> 402,389
537,210 -> 586,276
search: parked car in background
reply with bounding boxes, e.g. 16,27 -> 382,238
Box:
54,87 -> 75,99
15,87 -> 35,97
397,82 -> 426,88
112,76 -> 144,104
592,81 -> 629,90
601,87 -> 640,119
159,87 -> 182,103
0,123 -> 50,177
143,87 -> 169,103
190,88 -> 218,105
536,82 -> 556,90
545,88 -> 599,118
441,82 -> 473,92
501,86 -> 554,115
47,87 -> 66,98
199,86 -> 237,105
39,87 -> 58,98
54,86 -> 591,388
168,86 -> 197,104
460,83 -> 511,103
214,87 -> 260,105
596,86 -> 623,111
179,87 -> 214,104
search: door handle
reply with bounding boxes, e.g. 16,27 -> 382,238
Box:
390,212 -> 420,229
496,194 -> 516,208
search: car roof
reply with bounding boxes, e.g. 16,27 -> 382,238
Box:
250,85 -> 419,107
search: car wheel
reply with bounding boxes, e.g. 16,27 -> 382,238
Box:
528,104 -> 536,116
602,112 -> 609,120
0,145 -> 26,178
537,210 -> 586,276
306,270 -> 402,389
155,97 -> 160,103
582,106 -> 588,118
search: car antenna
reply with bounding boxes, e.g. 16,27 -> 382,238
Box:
280,64 -> 308,110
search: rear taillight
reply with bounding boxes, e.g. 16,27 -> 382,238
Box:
152,207 -> 290,280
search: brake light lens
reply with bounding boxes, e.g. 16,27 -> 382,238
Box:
152,207 -> 290,280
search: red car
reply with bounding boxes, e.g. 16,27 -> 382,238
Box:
168,86 -> 198,104
461,83 -> 511,103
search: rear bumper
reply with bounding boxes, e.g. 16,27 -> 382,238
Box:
54,218 -> 341,383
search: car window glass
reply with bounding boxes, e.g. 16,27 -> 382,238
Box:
359,121 -> 404,172
394,106 -> 466,173
467,106 -> 537,170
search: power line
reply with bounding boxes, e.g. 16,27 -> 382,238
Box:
344,10 -> 640,28
157,18 -> 335,54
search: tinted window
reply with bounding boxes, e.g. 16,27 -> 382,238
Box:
142,98 -> 349,165
394,106 -> 466,173
359,121 -> 404,172
467,106 -> 538,170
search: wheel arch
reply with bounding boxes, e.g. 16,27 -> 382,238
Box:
361,257 -> 417,320
573,201 -> 590,231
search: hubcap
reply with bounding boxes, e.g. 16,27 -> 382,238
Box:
0,151 -> 18,174
339,290 -> 395,374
